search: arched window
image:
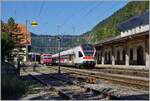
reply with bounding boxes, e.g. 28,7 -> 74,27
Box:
137,46 -> 144,65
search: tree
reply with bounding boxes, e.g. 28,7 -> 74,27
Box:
1,17 -> 23,61
1,32 -> 15,61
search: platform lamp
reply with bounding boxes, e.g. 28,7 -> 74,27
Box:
57,36 -> 61,74
25,20 -> 38,62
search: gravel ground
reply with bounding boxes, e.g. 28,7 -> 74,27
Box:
83,80 -> 149,100
20,66 -> 149,100
19,75 -> 64,100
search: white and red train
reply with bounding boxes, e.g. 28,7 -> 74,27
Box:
52,44 -> 96,68
40,53 -> 53,65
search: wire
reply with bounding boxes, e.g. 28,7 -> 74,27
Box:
37,1 -> 45,20
61,2 -> 102,36
86,2 -> 118,43
76,2 -> 102,30
83,2 -> 101,17
60,3 -> 96,29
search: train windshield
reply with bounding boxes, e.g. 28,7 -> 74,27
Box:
43,55 -> 51,59
82,44 -> 94,56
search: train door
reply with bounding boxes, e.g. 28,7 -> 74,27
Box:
137,46 -> 144,65
74,50 -> 83,64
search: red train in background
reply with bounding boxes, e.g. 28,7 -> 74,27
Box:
40,53 -> 53,65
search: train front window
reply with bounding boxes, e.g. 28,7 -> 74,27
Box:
84,51 -> 94,56
43,55 -> 51,59
82,44 -> 94,56
79,51 -> 83,57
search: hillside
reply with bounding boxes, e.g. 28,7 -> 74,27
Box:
81,1 -> 149,43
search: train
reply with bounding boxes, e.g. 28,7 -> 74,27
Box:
52,44 -> 96,68
40,53 -> 53,65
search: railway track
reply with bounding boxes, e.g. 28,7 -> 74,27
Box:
48,66 -> 149,91
61,66 -> 149,77
28,72 -> 121,100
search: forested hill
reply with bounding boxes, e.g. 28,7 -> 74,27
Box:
80,1 -> 149,43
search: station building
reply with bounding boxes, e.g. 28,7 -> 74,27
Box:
95,11 -> 149,69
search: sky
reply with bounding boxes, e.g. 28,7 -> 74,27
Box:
1,0 -> 128,36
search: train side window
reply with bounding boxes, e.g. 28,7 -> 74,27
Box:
79,51 -> 83,57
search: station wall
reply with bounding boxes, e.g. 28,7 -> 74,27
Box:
95,33 -> 149,68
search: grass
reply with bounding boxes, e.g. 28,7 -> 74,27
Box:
1,76 -> 30,100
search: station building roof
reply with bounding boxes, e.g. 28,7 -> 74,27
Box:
94,31 -> 148,47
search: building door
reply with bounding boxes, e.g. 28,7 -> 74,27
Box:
104,51 -> 107,64
130,48 -> 133,65
108,51 -> 111,64
122,49 -> 126,65
96,53 -> 100,64
117,50 -> 120,65
137,46 -> 144,65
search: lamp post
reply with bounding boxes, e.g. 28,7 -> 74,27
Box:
48,35 -> 61,74
57,36 -> 61,74
25,20 -> 38,62
25,20 -> 28,62
56,24 -> 61,74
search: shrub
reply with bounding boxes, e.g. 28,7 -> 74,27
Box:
1,76 -> 29,100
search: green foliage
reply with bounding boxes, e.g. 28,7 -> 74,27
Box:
1,76 -> 29,100
83,1 -> 149,43
7,17 -> 19,33
79,37 -> 87,44
1,32 -> 15,60
1,17 -> 23,61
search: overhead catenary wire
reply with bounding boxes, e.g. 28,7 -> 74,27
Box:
86,2 -> 118,43
32,2 -> 120,53
60,3 -> 94,28
61,2 -> 103,36
59,2 -> 103,47
83,2 -> 102,17
75,2 -> 103,33
37,1 -> 45,20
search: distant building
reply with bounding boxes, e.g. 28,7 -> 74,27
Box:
95,11 -> 149,69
